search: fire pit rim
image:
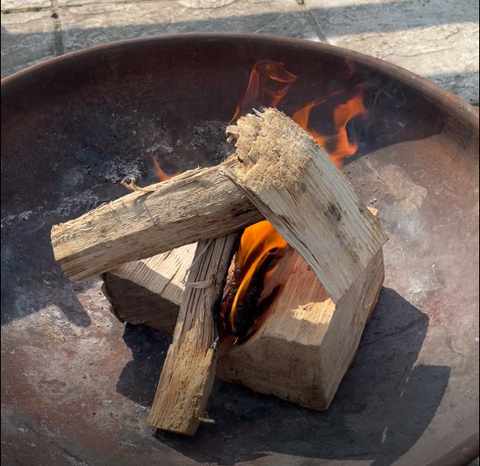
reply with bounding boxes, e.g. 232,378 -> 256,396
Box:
1,33 -> 479,132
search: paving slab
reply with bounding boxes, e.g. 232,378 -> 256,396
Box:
1,9 -> 56,78
1,0 -> 50,10
59,0 -> 318,53
304,0 -> 479,103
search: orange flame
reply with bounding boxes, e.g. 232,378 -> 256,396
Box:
223,221 -> 288,340
236,221 -> 288,284
152,155 -> 181,181
292,90 -> 366,168
224,61 -> 368,342
330,91 -> 366,166
149,60 -> 368,344
232,60 -> 298,121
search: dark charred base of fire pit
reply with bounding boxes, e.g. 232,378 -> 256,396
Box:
1,35 -> 479,466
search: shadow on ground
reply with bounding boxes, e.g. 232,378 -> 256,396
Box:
117,287 -> 450,466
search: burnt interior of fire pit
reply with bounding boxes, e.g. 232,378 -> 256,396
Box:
1,35 -> 479,466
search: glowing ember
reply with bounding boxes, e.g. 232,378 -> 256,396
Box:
220,221 -> 288,343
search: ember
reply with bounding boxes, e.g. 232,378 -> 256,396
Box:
219,220 -> 288,344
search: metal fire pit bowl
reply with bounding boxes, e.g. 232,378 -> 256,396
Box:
1,34 -> 479,466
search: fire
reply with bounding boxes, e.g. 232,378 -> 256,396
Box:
220,221 -> 288,343
292,91 -> 366,168
327,91 -> 366,166
224,60 -> 368,343
152,155 -> 181,181
232,60 -> 298,121
151,60 -> 368,345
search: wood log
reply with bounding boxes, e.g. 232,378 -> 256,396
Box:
101,209 -> 382,410
217,247 -> 384,410
146,234 -> 239,435
50,160 -> 262,282
222,109 -> 388,303
101,241 -> 384,410
101,244 -> 193,332
101,207 -> 379,333
101,274 -> 180,334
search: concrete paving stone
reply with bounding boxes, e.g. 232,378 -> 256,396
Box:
334,23 -> 479,103
304,0 -> 479,103
1,0 -> 51,11
430,71 -> 479,105
59,0 -> 319,53
1,9 -> 56,78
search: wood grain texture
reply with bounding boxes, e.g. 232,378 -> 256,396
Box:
223,109 -> 388,303
216,249 -> 385,410
147,234 -> 238,435
51,160 -> 262,282
108,244 -> 194,306
102,212 -> 383,411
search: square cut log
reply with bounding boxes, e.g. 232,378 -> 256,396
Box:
101,244 -> 195,333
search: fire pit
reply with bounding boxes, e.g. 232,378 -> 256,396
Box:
1,34 -> 479,466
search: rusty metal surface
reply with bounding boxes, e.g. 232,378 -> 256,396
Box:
426,433 -> 479,466
1,34 -> 479,466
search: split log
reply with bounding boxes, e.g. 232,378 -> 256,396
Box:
101,210 -> 382,411
101,244 -> 194,331
101,238 -> 384,410
109,244 -> 194,306
146,234 -> 239,435
101,208 -> 378,333
222,109 -> 388,303
101,274 -> 179,333
50,161 -> 263,282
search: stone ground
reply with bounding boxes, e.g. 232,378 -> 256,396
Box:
1,0 -> 479,464
1,0 -> 479,104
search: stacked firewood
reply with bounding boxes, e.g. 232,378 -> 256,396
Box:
51,109 -> 387,436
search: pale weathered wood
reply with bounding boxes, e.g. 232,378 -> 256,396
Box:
102,207 -> 384,410
147,234 -> 238,435
51,160 -> 262,282
110,244 -> 194,305
101,274 -> 180,333
101,210 -> 383,411
222,109 -> 388,303
217,248 -> 384,410
103,207 -> 379,331
101,245 -> 193,331
101,247 -> 384,411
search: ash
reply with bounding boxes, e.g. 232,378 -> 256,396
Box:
85,120 -> 234,186
101,157 -> 145,184
186,120 -> 234,165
